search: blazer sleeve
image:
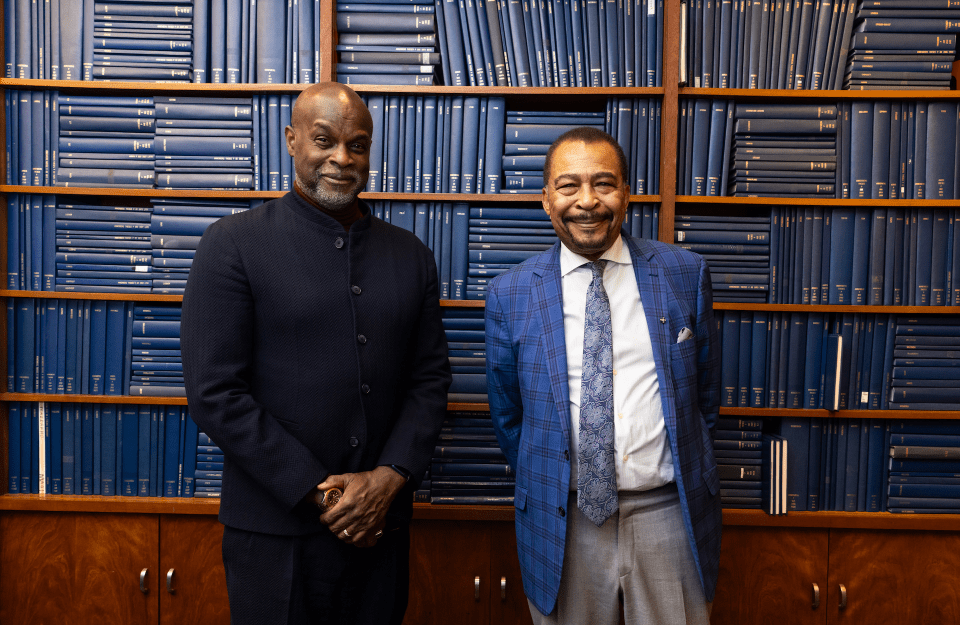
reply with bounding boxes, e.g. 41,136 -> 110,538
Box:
375,246 -> 452,484
181,221 -> 328,511
484,278 -> 523,471
694,254 -> 721,435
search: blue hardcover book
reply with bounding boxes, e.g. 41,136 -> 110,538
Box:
103,302 -> 125,395
827,208 -> 853,304
80,405 -> 93,495
100,405 -> 117,496
849,208 -> 871,305
161,405 -> 180,497
720,311 -> 739,407
451,203 -> 469,299
7,402 -> 19,494
87,302 -> 107,394
925,102 -> 957,199
913,102 -> 928,200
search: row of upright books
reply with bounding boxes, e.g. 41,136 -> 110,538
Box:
680,101 -> 960,199
3,0 -> 325,83
6,401 -> 222,499
718,312 -> 960,412
7,90 -> 662,194
6,194 -> 257,293
360,95 -> 661,195
682,0 -> 959,90
777,417 -> 960,514
683,206 -> 960,306
8,301 -> 185,397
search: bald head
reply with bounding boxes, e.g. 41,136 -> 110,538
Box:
291,82 -> 373,134
285,82 -> 373,212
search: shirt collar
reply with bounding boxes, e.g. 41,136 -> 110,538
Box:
559,234 -> 630,277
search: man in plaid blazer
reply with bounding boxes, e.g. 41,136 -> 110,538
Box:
485,127 -> 722,624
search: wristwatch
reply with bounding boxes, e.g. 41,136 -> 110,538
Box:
312,487 -> 342,512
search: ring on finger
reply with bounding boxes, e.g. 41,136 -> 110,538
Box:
341,529 -> 350,538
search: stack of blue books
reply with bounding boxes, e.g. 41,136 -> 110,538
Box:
503,110 -> 604,193
888,315 -> 960,411
56,203 -> 154,293
467,205 -> 552,299
336,0 -> 438,85
57,94 -> 156,188
7,90 -> 58,186
675,214 -> 771,303
886,420 -> 960,514
194,431 -> 223,498
150,198 -> 255,294
430,412 -> 514,505
715,417 -> 763,510
444,308 -> 487,402
845,3 -> 958,91
91,2 -> 194,82
130,304 -> 184,397
154,96 -> 255,190
731,103 -> 838,198
713,416 -> 764,510
608,98 -> 661,195
251,94 -> 294,191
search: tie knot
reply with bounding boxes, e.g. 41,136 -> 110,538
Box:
590,260 -> 607,279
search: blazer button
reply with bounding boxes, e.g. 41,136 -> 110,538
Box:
351,285 -> 362,295
563,450 -> 569,461
349,437 -> 359,447
361,383 -> 371,394
335,237 -> 344,249
558,506 -> 565,517
358,334 -> 367,344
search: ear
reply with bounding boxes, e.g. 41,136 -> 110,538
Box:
541,186 -> 551,216
284,125 -> 296,157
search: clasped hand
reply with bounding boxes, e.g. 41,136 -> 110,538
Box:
316,466 -> 407,548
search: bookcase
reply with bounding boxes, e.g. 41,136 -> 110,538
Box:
2,0 -> 960,623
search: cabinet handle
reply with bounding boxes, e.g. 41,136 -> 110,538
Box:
501,576 -> 507,601
811,583 -> 819,609
838,583 -> 847,610
166,568 -> 176,594
139,568 -> 149,594
474,576 -> 480,601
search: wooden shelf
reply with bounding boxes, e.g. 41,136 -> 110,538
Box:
712,303 -> 960,313
0,185 -> 283,198
676,195 -> 960,207
0,496 -> 954,530
0,393 -> 188,404
0,290 -> 183,302
719,407 -> 960,419
679,87 -> 960,100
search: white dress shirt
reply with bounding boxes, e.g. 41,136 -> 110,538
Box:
559,235 -> 674,492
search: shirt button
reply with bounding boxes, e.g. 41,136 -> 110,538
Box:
558,506 -> 565,517
618,413 -> 623,420
613,369 -> 618,375
349,437 -> 359,447
351,285 -> 361,295
361,383 -> 370,394
623,454 -> 629,462
358,334 -> 367,344
335,237 -> 344,249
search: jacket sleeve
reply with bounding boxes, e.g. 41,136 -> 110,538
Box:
694,255 -> 721,435
181,221 -> 327,511
484,278 -> 523,471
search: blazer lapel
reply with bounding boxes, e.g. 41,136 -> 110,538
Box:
626,235 -> 677,432
532,245 -> 572,442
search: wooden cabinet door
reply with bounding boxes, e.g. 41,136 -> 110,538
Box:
405,519 -> 491,625
0,511 -> 159,625
826,529 -> 960,625
711,526 -> 828,625
159,515 -> 230,625
488,522 -> 534,625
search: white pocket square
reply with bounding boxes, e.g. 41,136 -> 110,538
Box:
677,327 -> 694,343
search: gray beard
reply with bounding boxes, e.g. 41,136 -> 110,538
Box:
296,172 -> 362,213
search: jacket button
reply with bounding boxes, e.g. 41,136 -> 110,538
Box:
349,437 -> 359,447
558,506 -> 565,517
563,450 -> 569,460
361,384 -> 370,394
335,237 -> 344,249
358,334 -> 367,344
351,285 -> 361,295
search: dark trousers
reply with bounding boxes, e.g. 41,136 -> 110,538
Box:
222,524 -> 410,625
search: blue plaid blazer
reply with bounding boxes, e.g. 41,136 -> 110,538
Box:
485,232 -> 722,616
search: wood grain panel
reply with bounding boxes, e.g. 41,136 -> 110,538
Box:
711,526 -> 828,625
0,512 -> 158,625
404,520 -> 490,625
488,522 -> 534,625
827,530 -> 960,624
159,515 -> 230,625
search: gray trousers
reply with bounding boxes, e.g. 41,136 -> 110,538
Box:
528,483 -> 712,625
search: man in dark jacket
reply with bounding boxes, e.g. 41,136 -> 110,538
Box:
181,82 -> 451,625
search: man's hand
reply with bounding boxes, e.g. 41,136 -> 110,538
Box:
316,466 -> 407,548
